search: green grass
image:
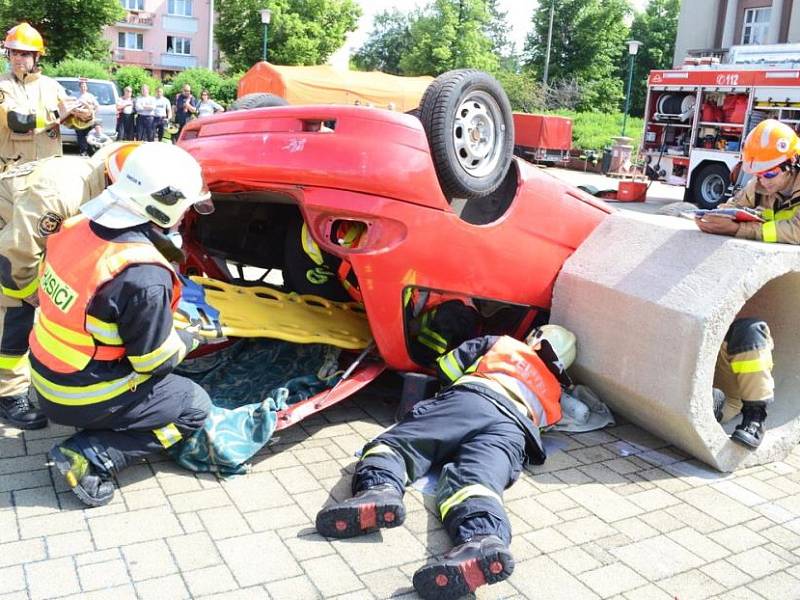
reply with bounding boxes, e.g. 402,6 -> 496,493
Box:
547,110 -> 644,153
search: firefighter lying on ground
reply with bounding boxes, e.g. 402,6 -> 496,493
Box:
315,325 -> 576,600
0,142 -> 136,429
694,118 -> 798,449
29,143 -> 218,508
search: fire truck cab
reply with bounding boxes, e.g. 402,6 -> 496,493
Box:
641,45 -> 800,208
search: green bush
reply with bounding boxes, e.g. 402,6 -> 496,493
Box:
163,68 -> 241,106
49,58 -> 111,80
548,110 -> 644,154
113,66 -> 160,95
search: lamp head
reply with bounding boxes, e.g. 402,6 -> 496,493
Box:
259,8 -> 272,24
626,40 -> 642,55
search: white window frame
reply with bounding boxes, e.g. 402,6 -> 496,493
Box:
166,36 -> 191,55
741,7 -> 771,45
168,0 -> 192,17
120,0 -> 144,10
118,31 -> 144,50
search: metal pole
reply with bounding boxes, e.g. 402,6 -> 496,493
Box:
262,23 -> 268,61
543,0 -> 554,85
622,51 -> 635,137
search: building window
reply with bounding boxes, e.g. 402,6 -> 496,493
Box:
166,36 -> 191,55
741,7 -> 771,45
168,0 -> 192,16
120,0 -> 144,10
118,31 -> 144,50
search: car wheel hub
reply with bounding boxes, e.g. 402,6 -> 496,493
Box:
453,91 -> 504,178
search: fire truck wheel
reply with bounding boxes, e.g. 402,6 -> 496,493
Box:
690,163 -> 730,209
419,70 -> 514,200
229,93 -> 289,111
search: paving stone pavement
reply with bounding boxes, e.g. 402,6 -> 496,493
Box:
3,392 -> 800,600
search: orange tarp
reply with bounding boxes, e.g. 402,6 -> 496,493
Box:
237,62 -> 433,112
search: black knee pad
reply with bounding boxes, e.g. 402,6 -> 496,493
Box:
725,318 -> 771,355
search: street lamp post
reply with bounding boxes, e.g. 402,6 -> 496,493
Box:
259,8 -> 272,62
621,39 -> 642,138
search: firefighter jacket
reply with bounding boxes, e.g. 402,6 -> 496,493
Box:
0,70 -> 68,162
28,215 -> 197,410
435,335 -> 568,464
720,171 -> 800,244
0,155 -> 106,305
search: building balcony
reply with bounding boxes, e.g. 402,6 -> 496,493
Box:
119,11 -> 154,28
113,48 -> 153,67
160,53 -> 198,69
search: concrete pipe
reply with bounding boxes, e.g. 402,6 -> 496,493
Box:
551,211 -> 800,472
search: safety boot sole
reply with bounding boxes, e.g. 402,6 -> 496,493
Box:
316,499 -> 405,539
48,447 -> 114,508
731,428 -> 763,449
412,545 -> 514,600
0,405 -> 47,430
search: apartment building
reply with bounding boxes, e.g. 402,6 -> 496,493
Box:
104,0 -> 217,79
674,0 -> 800,65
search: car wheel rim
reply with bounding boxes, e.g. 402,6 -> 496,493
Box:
453,90 -> 505,178
701,173 -> 725,203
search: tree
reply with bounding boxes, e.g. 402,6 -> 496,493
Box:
49,58 -> 111,80
352,9 -> 413,74
524,0 -> 630,112
164,68 -> 241,106
113,66 -> 159,96
629,0 -> 680,116
484,0 -> 513,59
400,0 -> 498,76
215,0 -> 361,72
0,0 -> 124,64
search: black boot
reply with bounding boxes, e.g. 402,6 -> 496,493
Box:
0,391 -> 47,430
316,483 -> 405,538
712,388 -> 725,423
48,445 -> 115,508
731,401 -> 767,449
412,535 -> 514,600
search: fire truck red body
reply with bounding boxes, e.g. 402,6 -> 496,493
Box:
641,62 -> 800,208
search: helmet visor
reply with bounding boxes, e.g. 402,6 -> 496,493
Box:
193,197 -> 215,215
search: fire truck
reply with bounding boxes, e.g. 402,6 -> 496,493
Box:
641,46 -> 800,208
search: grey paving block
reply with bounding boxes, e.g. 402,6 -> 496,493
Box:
217,531 -> 301,585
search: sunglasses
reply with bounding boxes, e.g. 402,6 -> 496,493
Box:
757,166 -> 783,180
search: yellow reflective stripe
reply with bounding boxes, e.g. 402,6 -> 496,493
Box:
762,220 -> 778,243
31,369 -> 151,405
32,323 -> 90,371
439,484 -> 502,520
39,311 -> 94,347
731,356 -> 773,374
1,278 -> 38,299
361,443 -> 395,461
437,351 -> 462,382
0,354 -> 26,369
85,316 -> 123,345
301,223 -> 324,266
418,329 -> 447,354
153,423 -> 182,448
762,208 -> 774,220
128,330 -> 183,372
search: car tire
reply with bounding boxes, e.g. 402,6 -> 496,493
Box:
419,70 -> 514,200
229,93 -> 289,111
690,163 -> 730,209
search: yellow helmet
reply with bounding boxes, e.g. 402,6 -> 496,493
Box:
4,22 -> 44,54
741,119 -> 800,174
62,114 -> 95,131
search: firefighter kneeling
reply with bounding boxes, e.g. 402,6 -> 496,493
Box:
315,325 -> 576,599
29,143 -> 217,507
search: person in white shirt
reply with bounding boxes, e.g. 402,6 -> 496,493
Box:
196,90 -> 224,118
116,86 -> 135,141
153,86 -> 172,142
74,79 -> 99,156
134,84 -> 156,141
86,124 -> 111,153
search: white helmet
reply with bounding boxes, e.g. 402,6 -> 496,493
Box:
81,143 -> 213,229
526,324 -> 577,369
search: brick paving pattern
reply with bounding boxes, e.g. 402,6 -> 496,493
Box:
3,392 -> 800,599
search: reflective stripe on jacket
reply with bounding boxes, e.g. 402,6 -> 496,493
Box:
29,215 -> 181,401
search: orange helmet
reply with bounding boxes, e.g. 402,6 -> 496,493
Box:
105,142 -> 142,183
4,23 -> 44,54
741,119 -> 800,174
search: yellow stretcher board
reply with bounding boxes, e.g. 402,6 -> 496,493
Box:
174,277 -> 373,350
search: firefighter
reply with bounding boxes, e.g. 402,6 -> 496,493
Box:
29,143 -> 216,508
315,325 -> 576,599
694,118 -> 800,448
0,23 -> 75,163
0,142 -> 137,429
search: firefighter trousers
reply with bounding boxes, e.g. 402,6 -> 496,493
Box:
353,386 -> 526,546
714,318 -> 774,422
0,295 -> 34,397
38,373 -> 210,475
